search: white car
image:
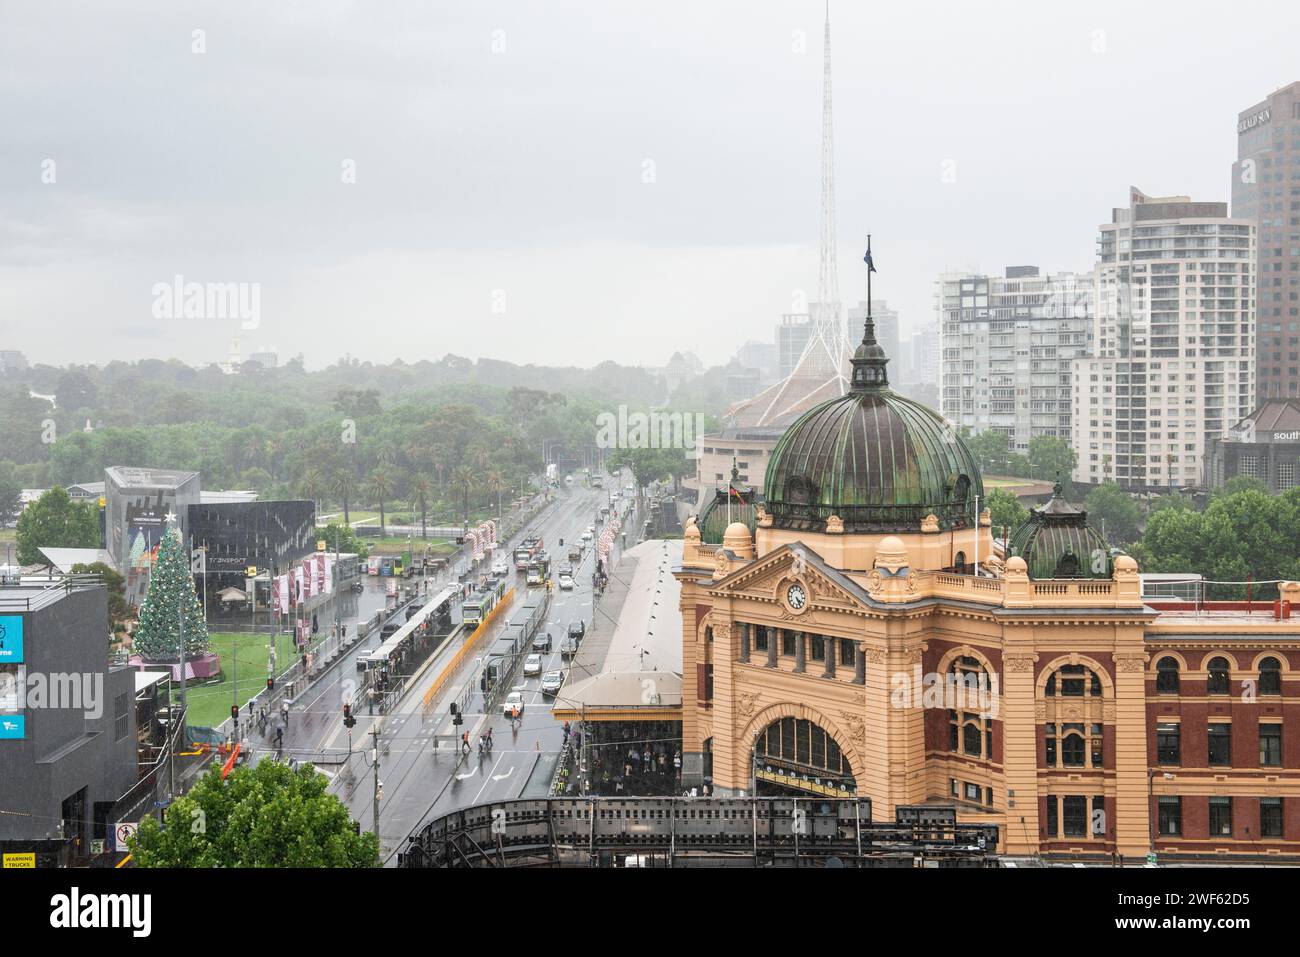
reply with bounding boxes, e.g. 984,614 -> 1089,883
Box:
523,653 -> 542,676
502,689 -> 526,717
581,529 -> 593,542
492,559 -> 509,575
558,573 -> 574,590
540,671 -> 564,695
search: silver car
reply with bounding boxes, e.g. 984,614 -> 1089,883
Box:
540,671 -> 564,695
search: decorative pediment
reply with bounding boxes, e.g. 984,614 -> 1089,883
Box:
712,544 -> 861,610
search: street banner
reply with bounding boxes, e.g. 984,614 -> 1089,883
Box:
324,555 -> 334,594
277,574 -> 290,614
294,566 -> 304,606
315,553 -> 326,594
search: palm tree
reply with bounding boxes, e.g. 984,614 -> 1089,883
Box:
485,470 -> 505,518
451,466 -> 475,531
299,468 -> 325,515
331,468 -> 355,526
411,477 -> 431,540
368,469 -> 394,537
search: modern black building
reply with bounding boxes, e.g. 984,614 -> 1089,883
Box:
0,578 -> 139,866
186,499 -> 316,579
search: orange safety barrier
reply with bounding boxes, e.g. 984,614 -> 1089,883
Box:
220,743 -> 241,779
421,587 -> 515,716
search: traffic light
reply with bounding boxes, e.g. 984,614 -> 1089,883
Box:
266,677 -> 274,692
230,704 -> 239,722
449,702 -> 458,716
343,703 -> 356,729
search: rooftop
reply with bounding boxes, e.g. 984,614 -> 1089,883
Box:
554,539 -> 683,715
104,466 -> 200,489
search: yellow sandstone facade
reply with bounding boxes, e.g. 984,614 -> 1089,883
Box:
676,309 -> 1300,862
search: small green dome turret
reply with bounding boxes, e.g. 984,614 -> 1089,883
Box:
1008,480 -> 1112,579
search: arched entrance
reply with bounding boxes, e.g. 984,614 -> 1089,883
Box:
753,715 -> 857,798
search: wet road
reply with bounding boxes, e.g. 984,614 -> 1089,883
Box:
317,477 -> 638,862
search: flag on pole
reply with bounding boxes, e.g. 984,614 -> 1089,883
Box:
863,247 -> 877,272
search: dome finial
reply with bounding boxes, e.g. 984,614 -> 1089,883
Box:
850,234 -> 888,392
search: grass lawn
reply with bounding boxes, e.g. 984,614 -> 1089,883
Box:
176,630 -> 306,728
983,476 -> 1040,490
366,537 -> 456,554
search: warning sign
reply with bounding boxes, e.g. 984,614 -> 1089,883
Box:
2,853 -> 35,868
115,821 -> 139,853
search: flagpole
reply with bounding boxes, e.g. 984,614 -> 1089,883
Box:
866,233 -> 872,323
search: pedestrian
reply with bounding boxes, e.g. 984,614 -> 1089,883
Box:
247,698 -> 254,717
462,731 -> 470,754
281,699 -> 289,727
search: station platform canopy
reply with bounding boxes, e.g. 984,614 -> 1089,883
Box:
551,539 -> 683,722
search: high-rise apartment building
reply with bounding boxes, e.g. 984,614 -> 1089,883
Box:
1072,188 -> 1256,489
775,315 -> 813,379
938,267 -> 1093,452
1233,82 -> 1300,399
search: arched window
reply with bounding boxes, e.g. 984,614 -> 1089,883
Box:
953,474 -> 970,506
947,656 -> 994,761
1207,657 -> 1231,695
1259,657 -> 1282,696
953,551 -> 967,570
1062,730 -> 1086,767
1054,550 -> 1081,578
1156,657 -> 1180,695
1046,663 -> 1103,698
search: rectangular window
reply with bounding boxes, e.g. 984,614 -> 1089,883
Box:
1045,796 -> 1058,837
1209,797 -> 1232,837
1260,798 -> 1284,838
1260,724 -> 1283,767
964,782 -> 981,802
1045,724 -> 1057,766
1208,723 -> 1231,766
781,631 -> 796,657
839,639 -> 855,665
1063,795 -> 1088,837
1157,723 -> 1181,765
1092,796 -> 1106,836
753,628 -> 768,653
1158,796 -> 1182,836
809,635 -> 825,662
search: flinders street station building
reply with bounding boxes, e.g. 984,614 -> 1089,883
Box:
676,316 -> 1300,863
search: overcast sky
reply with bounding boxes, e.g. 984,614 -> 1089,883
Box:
1,0 -> 1297,372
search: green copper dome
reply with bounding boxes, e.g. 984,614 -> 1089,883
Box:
1009,481 -> 1111,579
763,314 -> 983,534
697,461 -> 764,544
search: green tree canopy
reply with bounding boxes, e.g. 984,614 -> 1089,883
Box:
1084,482 -> 1142,545
319,521 -> 369,559
1137,486 -> 1300,599
70,561 -> 134,627
985,488 -> 1028,533
128,760 -> 379,867
1026,435 -> 1077,484
15,486 -> 99,565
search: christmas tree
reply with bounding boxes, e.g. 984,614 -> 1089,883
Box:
133,519 -> 209,661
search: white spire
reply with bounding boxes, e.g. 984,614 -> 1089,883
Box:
727,4 -> 851,428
